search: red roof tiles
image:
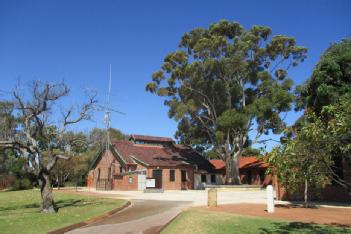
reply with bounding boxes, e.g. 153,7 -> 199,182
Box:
210,156 -> 269,170
209,159 -> 226,170
129,134 -> 174,143
112,140 -> 216,172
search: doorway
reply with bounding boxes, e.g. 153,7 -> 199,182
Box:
138,173 -> 146,190
152,169 -> 163,189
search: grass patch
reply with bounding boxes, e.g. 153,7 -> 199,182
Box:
0,189 -> 127,234
162,209 -> 351,234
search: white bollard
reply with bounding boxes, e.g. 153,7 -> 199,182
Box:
266,185 -> 275,213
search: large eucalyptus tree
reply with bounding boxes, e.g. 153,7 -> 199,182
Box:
147,20 -> 307,184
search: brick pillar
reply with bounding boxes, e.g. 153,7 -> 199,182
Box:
208,188 -> 217,207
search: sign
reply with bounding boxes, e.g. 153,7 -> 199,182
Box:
146,178 -> 155,188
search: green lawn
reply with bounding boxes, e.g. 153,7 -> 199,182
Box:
0,189 -> 126,234
162,209 -> 351,234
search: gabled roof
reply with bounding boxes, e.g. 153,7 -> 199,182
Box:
112,140 -> 217,173
210,156 -> 269,170
129,134 -> 174,143
89,144 -> 128,170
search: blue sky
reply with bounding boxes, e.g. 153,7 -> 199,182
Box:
0,0 -> 350,151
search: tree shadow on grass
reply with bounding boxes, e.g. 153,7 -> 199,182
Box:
0,199 -> 93,213
55,198 -> 99,211
260,222 -> 350,234
55,199 -> 83,209
275,204 -> 318,209
0,203 -> 40,212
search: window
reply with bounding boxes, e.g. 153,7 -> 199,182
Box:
181,170 -> 187,182
97,168 -> 101,180
211,174 -> 216,183
247,171 -> 252,185
128,176 -> 133,184
108,167 -> 111,180
119,167 -> 123,173
169,169 -> 175,182
259,170 -> 265,183
201,174 -> 207,183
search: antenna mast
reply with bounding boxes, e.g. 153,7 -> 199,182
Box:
104,64 -> 112,153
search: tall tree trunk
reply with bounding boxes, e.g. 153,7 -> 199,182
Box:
38,169 -> 56,213
57,175 -> 61,190
225,155 -> 241,184
304,178 -> 308,208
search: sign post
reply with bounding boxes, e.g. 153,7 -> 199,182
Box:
266,185 -> 275,213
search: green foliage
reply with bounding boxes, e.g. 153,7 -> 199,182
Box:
0,151 -> 36,190
50,127 -> 127,187
89,128 -> 126,148
0,101 -> 16,140
241,147 -> 262,157
269,93 -> 351,200
296,39 -> 351,113
147,20 -> 306,146
272,39 -> 351,199
147,20 -> 306,183
320,95 -> 351,161
11,178 -> 33,190
267,115 -> 333,198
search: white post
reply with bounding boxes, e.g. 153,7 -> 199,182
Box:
266,185 -> 275,213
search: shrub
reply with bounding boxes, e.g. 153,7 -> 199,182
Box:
11,178 -> 33,190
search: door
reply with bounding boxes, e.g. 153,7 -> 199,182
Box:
181,170 -> 187,190
137,174 -> 146,190
152,169 -> 163,189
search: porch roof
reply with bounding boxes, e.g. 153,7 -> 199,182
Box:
210,157 -> 269,170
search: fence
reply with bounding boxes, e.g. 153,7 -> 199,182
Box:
0,175 -> 15,190
96,179 -> 112,191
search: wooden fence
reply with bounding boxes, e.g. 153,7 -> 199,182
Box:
0,175 -> 14,190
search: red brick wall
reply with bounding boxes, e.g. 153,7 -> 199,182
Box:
87,150 -> 204,191
274,169 -> 351,203
113,174 -> 138,190
146,166 -> 194,190
240,168 -> 268,185
111,164 -> 147,191
87,150 -> 122,189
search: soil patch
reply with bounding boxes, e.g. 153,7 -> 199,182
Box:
197,203 -> 351,227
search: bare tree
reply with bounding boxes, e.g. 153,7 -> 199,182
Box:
0,81 -> 97,213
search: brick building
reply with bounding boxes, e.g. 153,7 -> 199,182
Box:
209,157 -> 351,202
87,135 -> 221,191
209,157 -> 271,186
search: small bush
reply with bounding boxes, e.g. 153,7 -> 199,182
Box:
11,178 -> 33,190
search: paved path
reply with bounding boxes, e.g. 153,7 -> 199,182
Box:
66,199 -> 190,234
61,188 -> 269,233
61,188 -> 350,233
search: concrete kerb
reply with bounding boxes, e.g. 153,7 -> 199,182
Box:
275,201 -> 351,209
157,208 -> 187,234
47,200 -> 132,234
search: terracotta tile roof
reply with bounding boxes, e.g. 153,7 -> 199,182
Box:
112,140 -> 217,172
129,134 -> 174,143
210,156 -> 269,170
209,159 -> 226,170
